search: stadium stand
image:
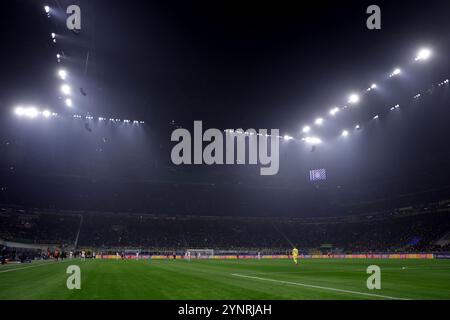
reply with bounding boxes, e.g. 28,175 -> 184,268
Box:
1,199 -> 450,254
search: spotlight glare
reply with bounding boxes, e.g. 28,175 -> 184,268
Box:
283,135 -> 293,141
58,69 -> 67,80
14,106 -> 25,116
51,33 -> 56,39
25,107 -> 39,118
355,124 -> 361,130
44,6 -> 50,13
373,115 -> 379,120
61,84 -> 71,95
42,110 -> 51,118
329,107 -> 340,116
415,48 -> 432,61
348,94 -> 360,104
302,126 -> 311,133
390,68 -> 402,77
315,118 -> 324,125
341,130 -> 349,137
65,98 -> 73,107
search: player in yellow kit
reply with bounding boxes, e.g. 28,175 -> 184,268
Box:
292,247 -> 299,265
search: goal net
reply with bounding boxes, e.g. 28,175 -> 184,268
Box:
185,249 -> 214,260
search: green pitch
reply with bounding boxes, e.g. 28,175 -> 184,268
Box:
1,258 -> 450,300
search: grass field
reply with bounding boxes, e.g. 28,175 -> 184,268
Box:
1,258 -> 450,300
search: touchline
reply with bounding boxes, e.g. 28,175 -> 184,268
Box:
171,121 -> 280,176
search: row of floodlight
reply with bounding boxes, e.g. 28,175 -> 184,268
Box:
300,48 -> 433,139
44,5 -> 74,109
14,106 -> 57,119
438,79 -> 449,87
39,7 -> 441,144
13,108 -> 145,125
74,115 -> 145,124
222,77 -> 448,145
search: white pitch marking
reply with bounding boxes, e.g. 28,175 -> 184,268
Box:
231,273 -> 409,300
0,261 -> 63,274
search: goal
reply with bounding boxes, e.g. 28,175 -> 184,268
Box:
185,249 -> 214,260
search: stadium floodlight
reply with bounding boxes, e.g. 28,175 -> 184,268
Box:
42,110 -> 52,118
140,121 -> 145,124
304,136 -> 322,144
65,98 -> 73,107
348,93 -> 360,104
373,115 -> 379,120
390,68 -> 402,77
367,83 -> 377,92
44,6 -> 50,14
14,106 -> 25,117
61,84 -> 71,95
315,118 -> 324,125
51,33 -> 56,39
355,124 -> 361,130
329,107 -> 340,116
302,126 -> 311,133
341,130 -> 349,137
415,48 -> 432,61
283,135 -> 293,141
24,107 -> 39,118
58,69 -> 67,80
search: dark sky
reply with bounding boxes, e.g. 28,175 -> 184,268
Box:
0,0 -> 449,216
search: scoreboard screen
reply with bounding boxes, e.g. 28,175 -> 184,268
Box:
310,169 -> 327,181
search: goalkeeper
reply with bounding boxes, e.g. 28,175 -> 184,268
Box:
292,247 -> 299,265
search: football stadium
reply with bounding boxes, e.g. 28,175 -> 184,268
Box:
1,0 -> 450,303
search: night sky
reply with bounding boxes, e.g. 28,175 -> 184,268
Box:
0,0 -> 449,216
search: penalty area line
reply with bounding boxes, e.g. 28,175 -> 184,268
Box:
231,273 -> 409,300
0,261 -> 65,274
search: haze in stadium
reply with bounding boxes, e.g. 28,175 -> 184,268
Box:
1,0 -> 450,303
